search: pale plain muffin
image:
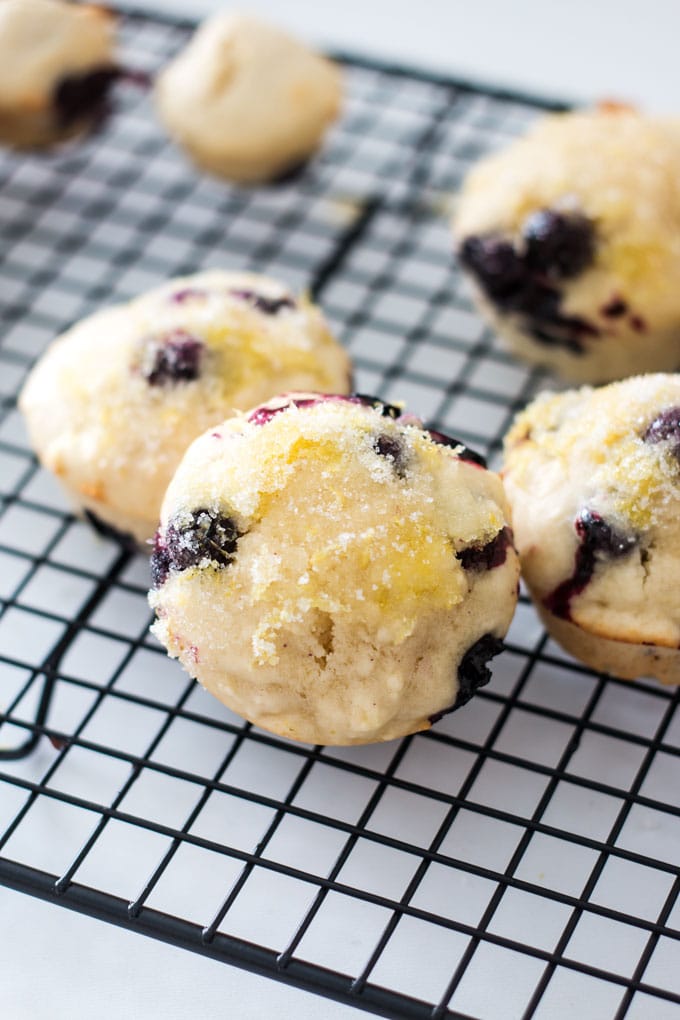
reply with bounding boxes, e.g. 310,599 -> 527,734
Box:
149,393 -> 520,745
0,0 -> 118,148
453,108 -> 680,383
19,271 -> 351,546
155,13 -> 342,183
503,374 -> 680,683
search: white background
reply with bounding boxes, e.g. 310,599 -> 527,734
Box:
3,2 -> 680,1018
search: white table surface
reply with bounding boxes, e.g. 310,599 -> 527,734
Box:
4,3 -> 680,1019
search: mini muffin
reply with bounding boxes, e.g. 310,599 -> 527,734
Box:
503,374 -> 680,683
19,271 -> 351,546
0,0 -> 119,148
154,13 -> 342,183
453,108 -> 680,383
149,393 -> 519,745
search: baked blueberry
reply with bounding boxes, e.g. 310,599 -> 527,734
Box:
144,331 -> 204,386
53,66 -> 120,129
230,289 -> 295,315
429,633 -> 505,722
151,508 -> 241,588
457,229 -> 598,356
458,527 -> 513,572
248,393 -> 402,428
456,633 -> 505,705
576,509 -> 637,559
545,509 -> 637,620
643,406 -> 680,461
169,287 -> 207,304
523,209 -> 595,278
373,433 -> 408,477
247,394 -> 330,426
458,234 -> 525,307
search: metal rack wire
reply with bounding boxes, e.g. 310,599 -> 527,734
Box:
1,10 -> 679,1020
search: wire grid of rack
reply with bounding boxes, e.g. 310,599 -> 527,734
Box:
1,10 -> 679,1020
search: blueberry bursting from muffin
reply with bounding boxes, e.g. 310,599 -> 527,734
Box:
643,406 -> 680,461
544,509 -> 638,620
458,208 -> 599,354
142,330 -> 205,386
135,284 -> 298,389
542,404 -> 680,620
52,65 -> 122,131
151,508 -> 242,588
429,634 -> 505,722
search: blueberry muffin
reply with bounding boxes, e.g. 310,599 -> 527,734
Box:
0,0 -> 119,148
19,271 -> 351,546
453,108 -> 680,383
503,374 -> 680,683
154,13 -> 342,184
149,393 -> 519,745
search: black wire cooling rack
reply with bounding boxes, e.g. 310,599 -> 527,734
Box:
1,10 -> 679,1020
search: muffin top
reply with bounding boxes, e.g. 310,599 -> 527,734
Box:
153,393 -> 512,659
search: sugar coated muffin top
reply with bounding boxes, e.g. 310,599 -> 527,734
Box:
150,393 -> 519,743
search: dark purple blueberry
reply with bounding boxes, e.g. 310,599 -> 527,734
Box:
545,509 -> 637,620
523,209 -> 595,278
643,406 -> 680,462
248,396 -> 322,426
53,66 -> 120,129
150,541 -> 172,589
169,288 -> 207,304
230,289 -> 295,315
600,296 -> 628,318
83,510 -> 137,553
429,633 -> 504,723
458,527 -> 513,572
144,330 -> 204,387
248,393 -> 403,428
373,433 -> 408,477
150,509 -> 241,588
458,234 -> 526,306
249,403 -> 288,426
458,214 -> 599,356
576,509 -> 638,558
